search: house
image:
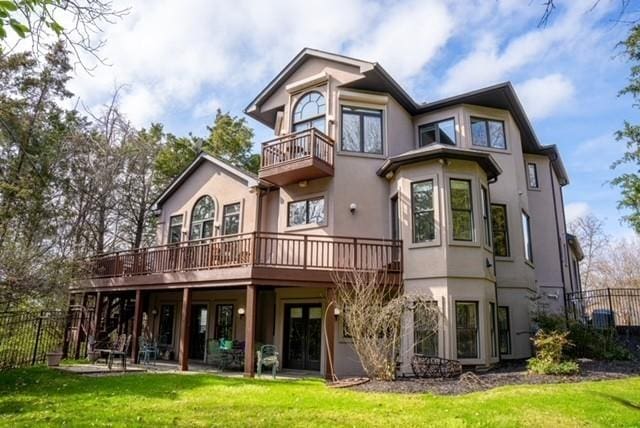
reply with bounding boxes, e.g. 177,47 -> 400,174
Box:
71,48 -> 584,378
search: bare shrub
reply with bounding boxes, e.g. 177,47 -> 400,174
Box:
331,268 -> 440,381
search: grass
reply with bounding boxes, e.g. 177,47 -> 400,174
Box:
0,368 -> 639,427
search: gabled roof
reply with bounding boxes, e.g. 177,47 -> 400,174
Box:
246,49 -> 569,185
152,152 -> 261,210
377,146 -> 502,181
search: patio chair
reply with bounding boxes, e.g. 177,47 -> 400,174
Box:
256,345 -> 279,379
137,337 -> 159,366
108,334 -> 132,371
207,339 -> 230,371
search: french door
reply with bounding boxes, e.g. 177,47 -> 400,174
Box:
283,304 -> 322,371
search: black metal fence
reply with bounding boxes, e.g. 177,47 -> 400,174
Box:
0,311 -> 68,370
566,288 -> 640,330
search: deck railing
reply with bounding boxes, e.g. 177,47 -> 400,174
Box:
260,128 -> 334,170
83,232 -> 402,279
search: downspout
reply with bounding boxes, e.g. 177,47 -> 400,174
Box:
488,175 -> 501,363
548,159 -> 568,321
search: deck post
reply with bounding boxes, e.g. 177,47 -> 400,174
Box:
93,292 -> 103,336
74,293 -> 88,359
131,289 -> 143,362
179,288 -> 192,371
324,288 -> 336,381
244,285 -> 257,377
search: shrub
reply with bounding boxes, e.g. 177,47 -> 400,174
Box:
567,323 -> 632,361
527,330 -> 580,376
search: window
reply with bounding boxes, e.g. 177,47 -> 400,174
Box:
414,302 -> 439,356
527,163 -> 539,189
189,196 -> 215,240
158,304 -> 175,346
450,179 -> 473,241
341,106 -> 383,154
471,117 -> 506,149
490,303 -> 497,357
412,180 -> 435,242
418,118 -> 456,147
456,302 -> 478,359
491,204 -> 510,257
292,91 -> 325,132
169,215 -> 183,244
222,203 -> 241,235
214,304 -> 234,340
481,186 -> 491,247
288,197 -> 325,227
522,211 -> 533,263
498,306 -> 511,355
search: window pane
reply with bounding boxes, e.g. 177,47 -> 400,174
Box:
528,163 -> 539,188
202,220 -> 214,239
170,215 -> 183,226
488,121 -> 506,149
438,119 -> 456,145
159,304 -> 175,346
491,205 -> 509,257
490,303 -> 497,358
450,180 -> 471,210
222,203 -> 240,235
215,304 -> 234,340
419,124 -> 436,147
294,92 -> 325,122
413,181 -> 433,211
522,212 -> 533,262
471,119 -> 488,147
481,187 -> 491,247
193,196 -> 214,221
498,306 -> 511,355
412,180 -> 435,243
451,180 -> 473,241
452,211 -> 473,241
414,211 -> 435,242
341,112 -> 360,152
363,114 -> 382,154
307,198 -> 325,224
288,201 -> 307,226
170,225 -> 181,243
190,223 -> 201,240
456,302 -> 478,359
414,303 -> 438,356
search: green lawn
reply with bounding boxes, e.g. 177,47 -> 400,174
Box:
0,368 -> 639,427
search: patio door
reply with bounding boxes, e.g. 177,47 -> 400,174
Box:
283,304 -> 322,371
189,304 -> 208,360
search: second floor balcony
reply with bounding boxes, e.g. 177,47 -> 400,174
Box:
76,232 -> 402,291
259,128 -> 334,186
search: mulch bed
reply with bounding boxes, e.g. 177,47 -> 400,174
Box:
349,360 -> 640,395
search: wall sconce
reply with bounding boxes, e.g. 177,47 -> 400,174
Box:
486,258 -> 493,268
237,307 -> 246,317
151,308 -> 158,316
349,203 -> 357,214
333,307 -> 341,319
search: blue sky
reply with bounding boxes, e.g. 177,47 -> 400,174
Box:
63,0 -> 638,239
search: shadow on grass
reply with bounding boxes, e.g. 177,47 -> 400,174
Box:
595,392 -> 640,411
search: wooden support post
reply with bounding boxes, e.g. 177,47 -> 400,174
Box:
74,293 -> 88,359
94,292 -> 103,337
244,285 -> 257,377
178,288 -> 192,371
324,288 -> 336,381
131,289 -> 143,362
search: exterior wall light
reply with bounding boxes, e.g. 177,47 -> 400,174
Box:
333,307 -> 341,318
349,203 -> 357,214
237,307 -> 246,316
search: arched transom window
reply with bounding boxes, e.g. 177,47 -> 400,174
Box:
190,195 -> 215,240
292,91 -> 325,132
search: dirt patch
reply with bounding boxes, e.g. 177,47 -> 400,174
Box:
350,360 -> 640,395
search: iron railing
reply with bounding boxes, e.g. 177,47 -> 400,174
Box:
566,288 -> 640,329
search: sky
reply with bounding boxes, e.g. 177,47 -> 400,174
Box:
49,0 -> 640,239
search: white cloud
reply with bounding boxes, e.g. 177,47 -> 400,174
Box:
193,97 -> 222,119
565,202 -> 591,223
516,74 -> 575,120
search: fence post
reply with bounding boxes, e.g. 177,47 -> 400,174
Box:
607,288 -> 615,328
31,311 -> 44,365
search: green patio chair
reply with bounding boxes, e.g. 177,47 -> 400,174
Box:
207,339 -> 229,371
256,345 -> 279,379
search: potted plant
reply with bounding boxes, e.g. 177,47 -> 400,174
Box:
46,347 -> 64,367
86,335 -> 99,362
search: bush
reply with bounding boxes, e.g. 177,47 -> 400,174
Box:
567,323 -> 632,361
527,330 -> 580,375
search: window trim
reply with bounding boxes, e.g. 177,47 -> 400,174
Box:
449,178 -> 474,242
291,90 -> 326,132
498,306 -> 512,355
340,105 -> 384,155
455,300 -> 479,359
491,203 -> 511,258
522,210 -> 533,264
470,116 -> 507,150
418,117 -> 456,148
168,214 -> 184,244
527,162 -> 540,189
221,202 -> 241,236
411,179 -> 436,243
287,196 -> 326,227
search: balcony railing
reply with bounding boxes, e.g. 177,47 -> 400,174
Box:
82,232 -> 402,280
259,129 -> 334,186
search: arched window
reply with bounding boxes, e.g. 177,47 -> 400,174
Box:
189,196 -> 215,240
292,91 -> 325,132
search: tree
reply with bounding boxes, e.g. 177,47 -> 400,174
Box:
0,0 -> 128,70
569,214 -> 609,290
599,237 -> 640,289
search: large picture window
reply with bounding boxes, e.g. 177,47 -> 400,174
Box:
498,306 -> 511,355
288,197 -> 325,227
522,210 -> 533,263
414,302 -> 439,356
412,180 -> 435,242
491,204 -> 510,257
169,214 -> 183,244
418,118 -> 456,147
222,203 -> 241,235
341,106 -> 383,154
450,179 -> 473,241
214,304 -> 234,341
471,117 -> 506,149
189,195 -> 215,240
292,91 -> 325,132
456,301 -> 478,359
